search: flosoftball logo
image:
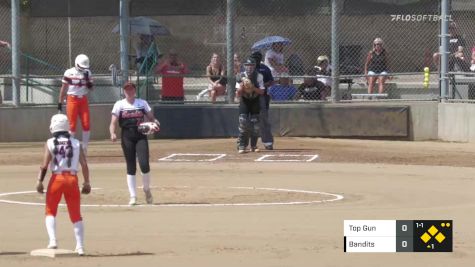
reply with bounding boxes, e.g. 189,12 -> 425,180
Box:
391,14 -> 453,22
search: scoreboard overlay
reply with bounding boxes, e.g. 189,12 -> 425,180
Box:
344,220 -> 452,253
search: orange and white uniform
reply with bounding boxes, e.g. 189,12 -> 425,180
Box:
62,67 -> 93,133
45,135 -> 82,223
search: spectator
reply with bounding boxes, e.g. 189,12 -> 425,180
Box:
433,22 -> 470,72
234,53 -> 244,75
268,73 -> 297,101
197,53 -> 227,102
314,55 -> 332,100
156,49 -> 188,102
0,40 -> 10,48
0,40 -> 10,103
295,71 -> 322,101
365,38 -> 390,94
264,42 -> 288,77
470,47 -> 475,72
134,34 -> 162,75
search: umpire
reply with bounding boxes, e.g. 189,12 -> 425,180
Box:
251,51 -> 274,150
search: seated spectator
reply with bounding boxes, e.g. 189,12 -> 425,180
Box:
433,22 -> 470,72
155,49 -> 188,102
0,40 -> 10,48
268,73 -> 297,101
197,53 -> 227,102
0,40 -> 9,104
295,72 -> 327,101
314,55 -> 331,100
234,53 -> 244,75
471,47 -> 475,72
365,37 -> 390,94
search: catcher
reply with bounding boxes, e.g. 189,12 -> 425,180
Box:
36,114 -> 91,255
235,57 -> 265,153
109,82 -> 160,206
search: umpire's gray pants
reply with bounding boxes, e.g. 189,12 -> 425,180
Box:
259,95 -> 273,145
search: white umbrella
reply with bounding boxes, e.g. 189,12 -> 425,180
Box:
112,16 -> 171,36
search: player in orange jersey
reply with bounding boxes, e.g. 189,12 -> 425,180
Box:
58,54 -> 94,155
36,114 -> 91,256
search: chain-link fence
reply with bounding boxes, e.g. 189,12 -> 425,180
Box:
0,1 -> 11,104
1,0 -> 475,105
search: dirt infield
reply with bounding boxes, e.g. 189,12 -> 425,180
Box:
0,137 -> 474,267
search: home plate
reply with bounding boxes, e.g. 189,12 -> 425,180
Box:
30,248 -> 78,258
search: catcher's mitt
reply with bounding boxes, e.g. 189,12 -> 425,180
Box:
138,122 -> 160,135
241,77 -> 256,95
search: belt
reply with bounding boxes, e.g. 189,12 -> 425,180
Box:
68,95 -> 86,99
53,171 -> 77,175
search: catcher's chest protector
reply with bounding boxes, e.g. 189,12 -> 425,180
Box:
239,72 -> 259,99
243,91 -> 259,99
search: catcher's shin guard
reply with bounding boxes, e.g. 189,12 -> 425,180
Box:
249,114 -> 259,148
238,114 -> 248,134
237,114 -> 250,149
250,114 -> 260,137
250,136 -> 258,148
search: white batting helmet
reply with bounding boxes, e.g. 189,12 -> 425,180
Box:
316,55 -> 329,65
373,38 -> 384,45
75,54 -> 90,69
50,114 -> 70,134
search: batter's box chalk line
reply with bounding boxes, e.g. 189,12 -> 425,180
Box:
158,153 -> 227,162
255,154 -> 319,162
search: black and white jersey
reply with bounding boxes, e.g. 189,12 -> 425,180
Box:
111,98 -> 152,129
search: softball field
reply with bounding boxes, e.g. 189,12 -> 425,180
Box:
0,137 -> 474,267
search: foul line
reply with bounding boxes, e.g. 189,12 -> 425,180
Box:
0,187 -> 343,208
158,153 -> 227,162
256,154 -> 319,162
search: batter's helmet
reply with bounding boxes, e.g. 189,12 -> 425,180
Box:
75,54 -> 90,69
50,114 -> 70,134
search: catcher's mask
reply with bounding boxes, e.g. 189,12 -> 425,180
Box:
243,58 -> 256,75
250,52 -> 263,66
50,114 -> 70,134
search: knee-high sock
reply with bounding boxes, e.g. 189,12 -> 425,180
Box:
73,221 -> 84,249
142,172 -> 151,191
45,215 -> 56,243
127,175 -> 137,198
82,131 -> 90,152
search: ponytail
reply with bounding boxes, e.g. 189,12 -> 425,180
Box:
52,136 -> 59,167
66,137 -> 73,168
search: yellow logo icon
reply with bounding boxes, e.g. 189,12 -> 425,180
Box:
420,223 -> 450,244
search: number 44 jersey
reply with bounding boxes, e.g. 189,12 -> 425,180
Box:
47,136 -> 81,173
